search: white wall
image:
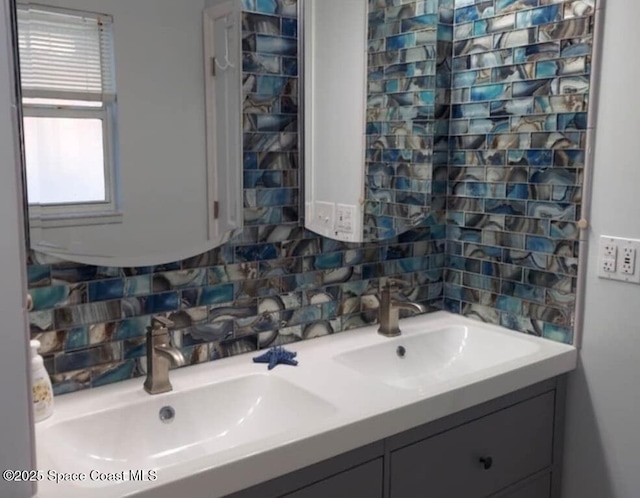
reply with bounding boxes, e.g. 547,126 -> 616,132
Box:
562,2 -> 640,497
0,1 -> 36,497
28,0 -> 216,264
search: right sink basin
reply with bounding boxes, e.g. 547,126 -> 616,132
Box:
333,325 -> 541,391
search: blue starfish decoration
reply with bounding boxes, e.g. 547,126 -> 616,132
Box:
253,346 -> 298,370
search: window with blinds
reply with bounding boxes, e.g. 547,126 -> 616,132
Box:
17,5 -> 119,218
18,6 -> 115,101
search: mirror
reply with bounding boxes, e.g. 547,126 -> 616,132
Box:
304,0 -> 437,243
17,0 -> 243,266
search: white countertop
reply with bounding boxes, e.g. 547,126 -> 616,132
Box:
34,312 -> 577,498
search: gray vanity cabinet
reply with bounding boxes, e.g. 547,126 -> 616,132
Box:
495,474 -> 552,498
283,459 -> 383,498
226,377 -> 565,498
227,443 -> 385,498
389,392 -> 555,498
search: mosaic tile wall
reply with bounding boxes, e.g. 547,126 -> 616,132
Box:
443,0 -> 595,343
434,2 -> 454,233
364,0 -> 440,241
26,0 -> 447,396
25,0 -> 593,395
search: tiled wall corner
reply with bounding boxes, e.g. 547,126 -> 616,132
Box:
26,0 -> 446,396
24,0 -> 593,395
434,0 -> 454,229
443,0 -> 595,343
364,0 -> 439,241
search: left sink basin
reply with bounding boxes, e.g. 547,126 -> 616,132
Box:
38,374 -> 336,480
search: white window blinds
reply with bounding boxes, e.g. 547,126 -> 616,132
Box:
17,6 -> 115,101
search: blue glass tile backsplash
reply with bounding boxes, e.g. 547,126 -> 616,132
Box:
26,0 -> 594,395
364,0 -> 450,240
445,0 -> 594,343
27,0 -> 446,395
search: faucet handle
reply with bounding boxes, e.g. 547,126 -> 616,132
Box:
150,316 -> 175,331
381,278 -> 410,291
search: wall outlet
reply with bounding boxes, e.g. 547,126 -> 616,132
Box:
621,246 -> 637,275
603,243 -> 617,259
602,258 -> 616,274
598,236 -> 640,284
599,237 -> 618,274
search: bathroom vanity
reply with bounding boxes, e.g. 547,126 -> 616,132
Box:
34,313 -> 576,498
0,0 -> 596,496
230,377 -> 563,498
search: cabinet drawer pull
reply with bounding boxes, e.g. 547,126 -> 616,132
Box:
479,456 -> 493,470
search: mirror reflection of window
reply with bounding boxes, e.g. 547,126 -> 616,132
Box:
17,5 -> 118,217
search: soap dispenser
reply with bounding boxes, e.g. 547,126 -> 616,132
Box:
30,340 -> 54,422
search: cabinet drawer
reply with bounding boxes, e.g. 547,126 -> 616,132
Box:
284,459 -> 383,498
492,474 -> 551,498
390,392 -> 555,498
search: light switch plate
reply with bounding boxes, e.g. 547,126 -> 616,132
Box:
315,202 -> 334,228
336,204 -> 356,234
307,201 -> 335,239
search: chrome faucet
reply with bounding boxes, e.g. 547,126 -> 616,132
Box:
144,316 -> 186,395
378,282 -> 427,337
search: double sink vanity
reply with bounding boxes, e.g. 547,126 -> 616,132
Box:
35,312 -> 576,498
8,0 -> 581,495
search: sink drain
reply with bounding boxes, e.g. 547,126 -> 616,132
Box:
159,406 -> 176,424
396,346 -> 406,358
